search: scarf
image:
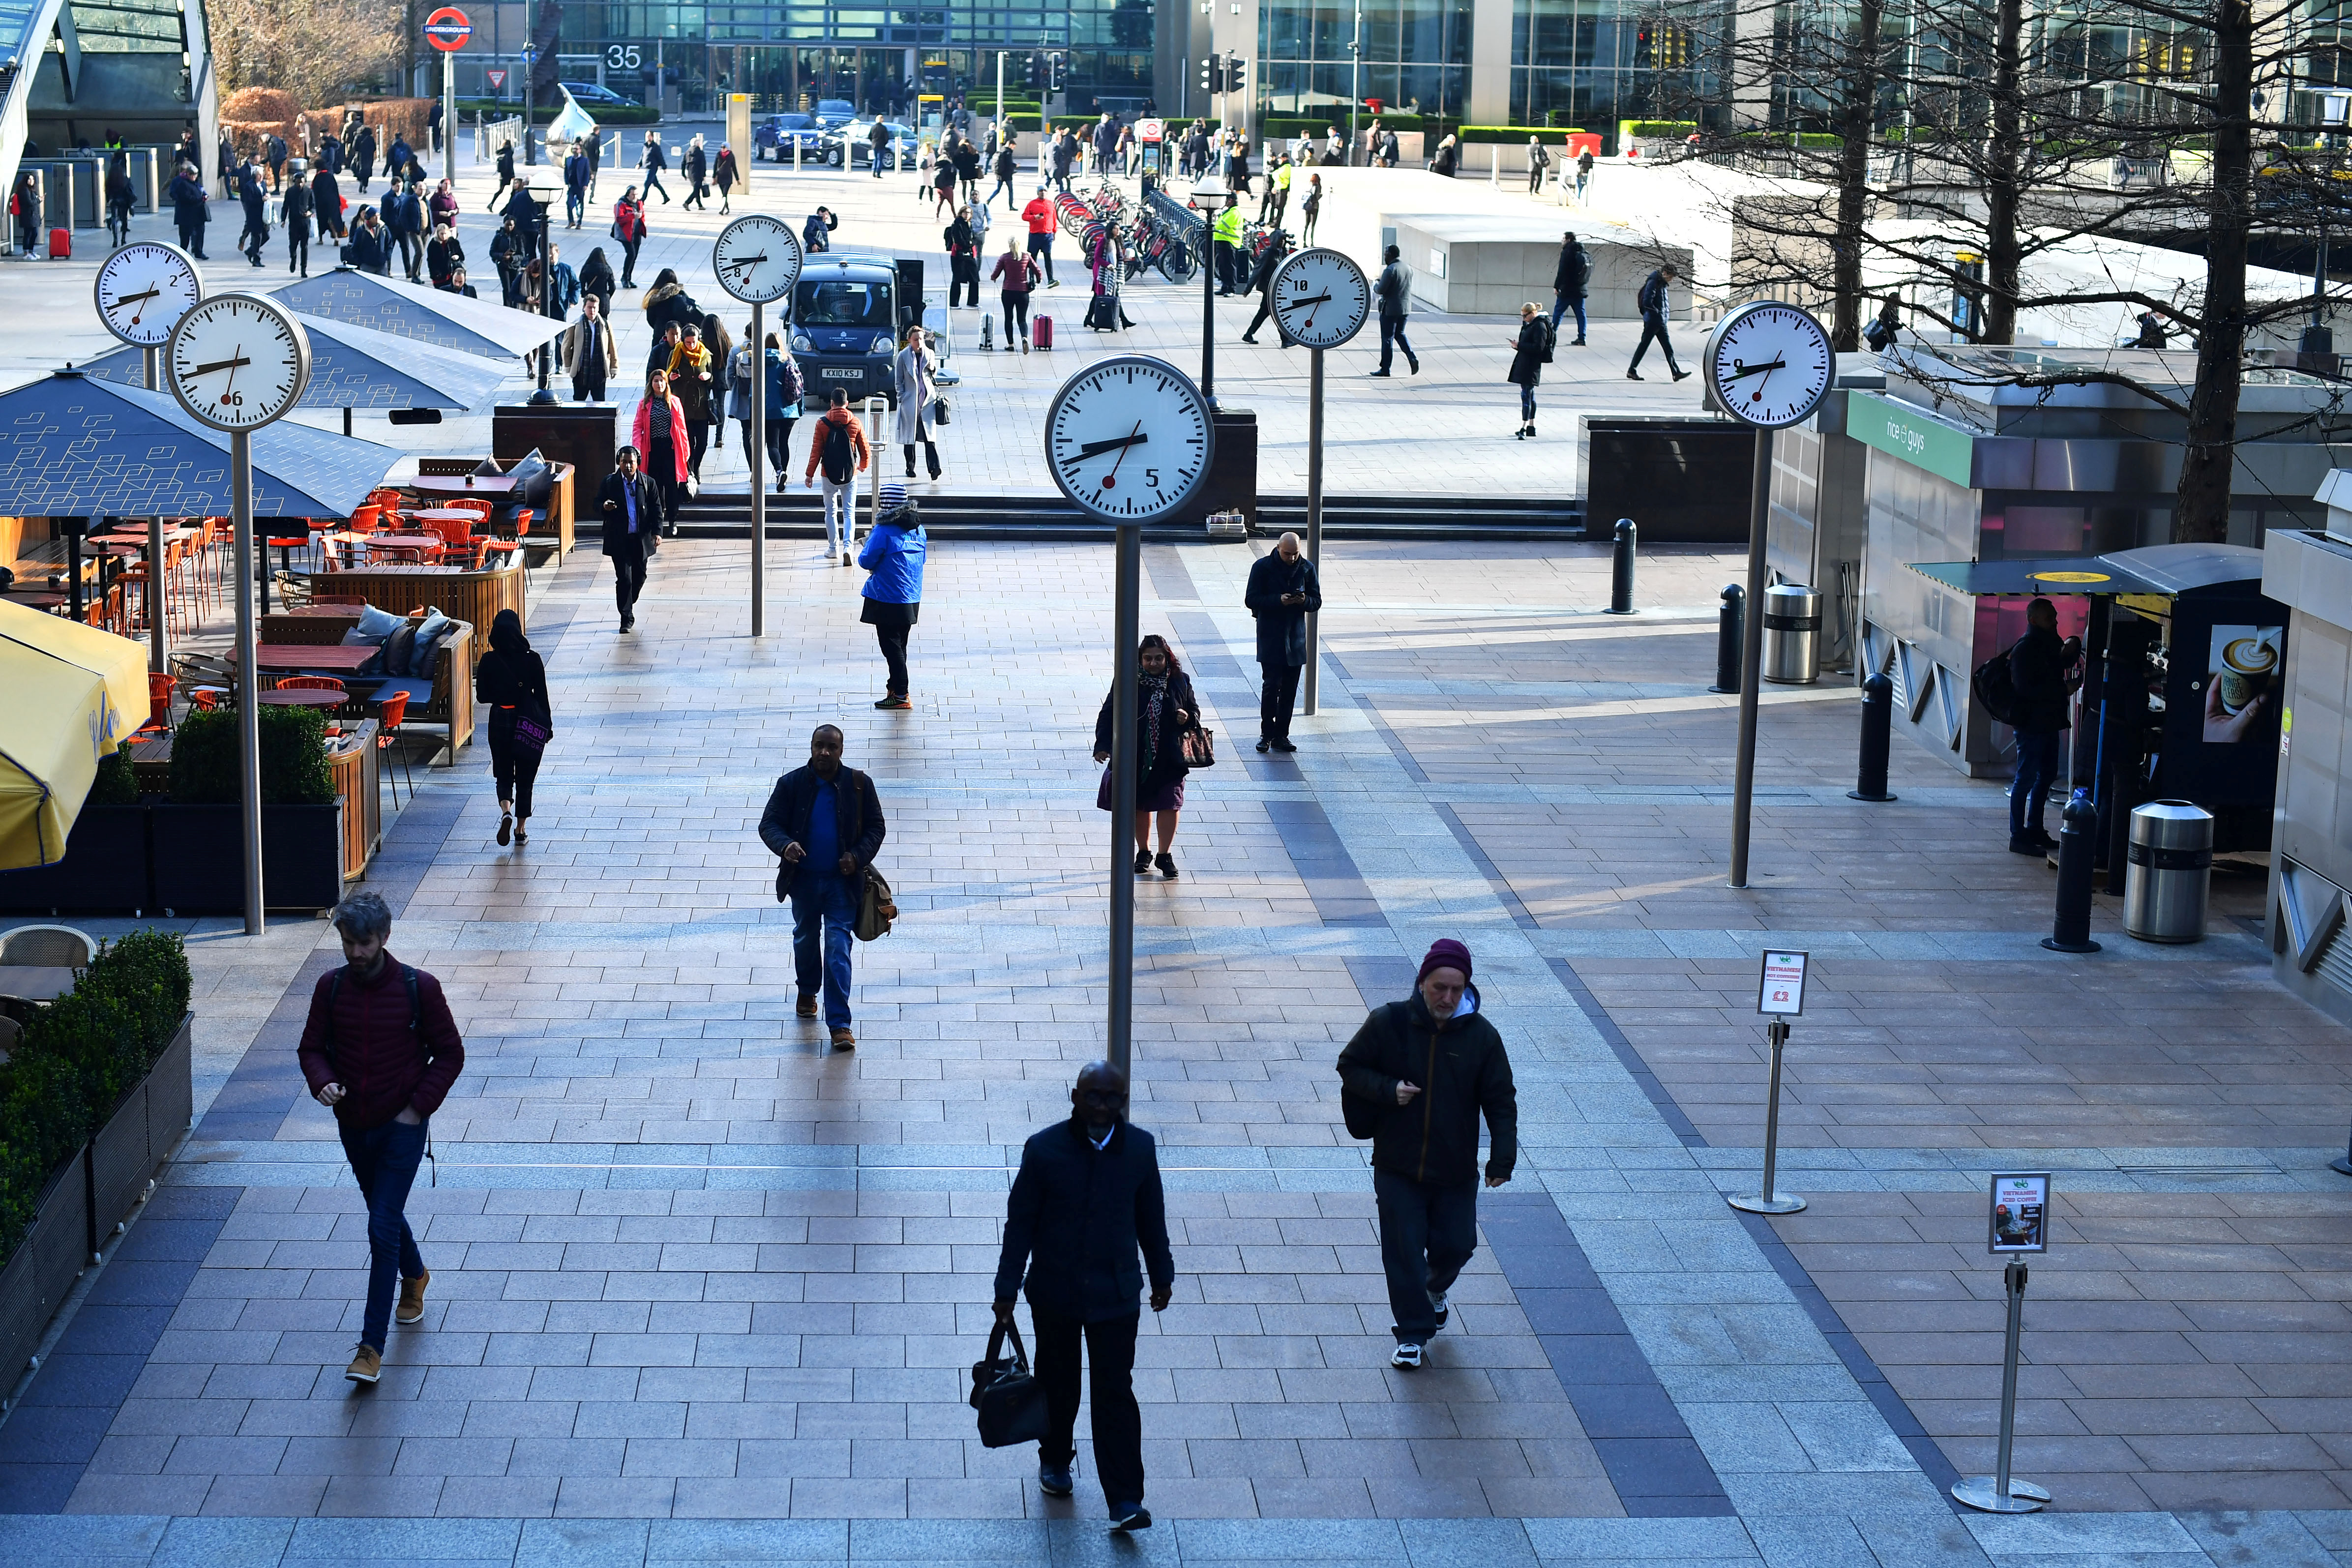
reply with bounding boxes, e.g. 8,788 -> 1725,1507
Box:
1140,670 -> 1169,779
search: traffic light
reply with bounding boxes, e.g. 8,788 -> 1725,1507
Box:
1225,53 -> 1244,93
1049,52 -> 1067,92
1026,51 -> 1044,89
1199,56 -> 1221,95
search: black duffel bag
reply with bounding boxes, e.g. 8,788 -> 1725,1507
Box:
969,1320 -> 1050,1448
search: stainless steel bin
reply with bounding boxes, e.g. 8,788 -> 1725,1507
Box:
1761,584 -> 1821,684
2123,799 -> 2212,943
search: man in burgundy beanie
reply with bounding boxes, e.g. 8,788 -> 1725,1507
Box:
1336,939 -> 1518,1368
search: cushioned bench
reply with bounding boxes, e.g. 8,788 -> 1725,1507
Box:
258,612 -> 476,759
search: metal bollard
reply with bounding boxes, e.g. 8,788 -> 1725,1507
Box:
1709,584 -> 1743,693
1847,673 -> 1897,801
2041,789 -> 2102,954
1605,518 -> 1637,615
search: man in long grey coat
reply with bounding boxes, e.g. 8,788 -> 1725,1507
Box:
1244,532 -> 1323,754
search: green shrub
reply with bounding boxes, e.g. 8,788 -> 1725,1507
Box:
1628,120 -> 1698,138
1458,125 -> 1588,145
87,741 -> 140,806
0,931 -> 192,1266
168,705 -> 333,807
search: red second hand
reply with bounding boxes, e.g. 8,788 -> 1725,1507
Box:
1101,420 -> 1143,490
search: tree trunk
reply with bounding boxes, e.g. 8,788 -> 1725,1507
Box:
2176,0 -> 2254,544
1830,0 -> 1884,352
1981,0 -> 2024,345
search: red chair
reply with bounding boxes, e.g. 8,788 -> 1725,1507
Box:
131,672 -> 178,740
481,508 -> 532,578
189,689 -> 223,712
375,690 -> 414,807
275,675 -> 347,693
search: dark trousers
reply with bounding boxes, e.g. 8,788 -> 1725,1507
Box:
573,367 -> 606,403
621,236 -> 642,284
1518,382 -> 1537,421
1215,239 -> 1241,293
487,709 -> 542,818
685,420 -> 711,479
1373,1166 -> 1478,1344
1033,1308 -> 1144,1508
338,1115 -> 429,1351
1246,293 -> 1280,340
2011,727 -> 2062,840
610,545 -> 647,620
1027,234 -> 1055,284
288,232 -> 308,274
766,418 -> 796,485
647,442 -> 681,526
1378,315 -> 1414,372
1629,311 -> 1681,374
643,169 -> 669,201
950,266 -> 979,307
1002,290 -> 1031,344
902,438 -> 940,479
1550,292 -> 1586,340
177,219 -> 205,255
397,230 -> 422,279
869,605 -> 914,693
1260,659 -> 1302,742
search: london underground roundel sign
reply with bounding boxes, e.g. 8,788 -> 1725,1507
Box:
423,7 -> 472,50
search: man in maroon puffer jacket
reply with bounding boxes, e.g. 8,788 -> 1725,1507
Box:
297,891 -> 466,1386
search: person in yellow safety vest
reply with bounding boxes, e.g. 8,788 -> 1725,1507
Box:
1213,199 -> 1244,295
1263,155 -> 1293,227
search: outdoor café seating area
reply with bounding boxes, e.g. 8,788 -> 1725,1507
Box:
0,923 -> 96,1063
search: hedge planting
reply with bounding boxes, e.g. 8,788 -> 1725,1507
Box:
87,742 -> 139,807
1627,120 -> 1698,138
1457,125 -> 1589,145
0,931 -> 192,1265
168,705 -> 333,807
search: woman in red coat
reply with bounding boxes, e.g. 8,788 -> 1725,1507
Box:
629,368 -> 689,534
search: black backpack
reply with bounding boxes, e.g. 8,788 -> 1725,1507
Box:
820,418 -> 856,483
1537,315 -> 1557,363
1971,643 -> 2019,726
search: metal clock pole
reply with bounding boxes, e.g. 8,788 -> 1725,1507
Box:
1303,344 -> 1324,715
750,296 -> 766,636
233,427 -> 264,936
145,347 -> 167,674
1728,423 -> 1773,889
1108,522 -> 1141,1079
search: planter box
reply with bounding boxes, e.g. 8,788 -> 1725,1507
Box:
0,1152 -> 90,1392
0,805 -> 151,915
88,1015 -> 193,1257
149,803 -> 346,915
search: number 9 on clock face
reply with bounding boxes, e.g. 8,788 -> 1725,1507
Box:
1043,355 -> 1216,521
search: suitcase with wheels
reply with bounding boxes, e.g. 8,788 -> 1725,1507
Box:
1033,314 -> 1053,350
48,227 -> 69,260
1084,295 -> 1117,331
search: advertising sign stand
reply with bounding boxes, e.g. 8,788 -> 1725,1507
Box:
1955,1173 -> 2054,1513
1728,949 -> 1809,1215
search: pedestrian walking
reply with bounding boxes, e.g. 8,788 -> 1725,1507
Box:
804,386 -> 871,557
490,213 -> 525,305
489,136 -> 516,210
564,141 -> 590,228
1245,532 -> 1321,753
892,325 -> 944,482
1507,302 -> 1551,439
630,368 -> 689,536
311,160 -> 345,239
1575,147 -> 1594,201
1337,938 -> 1516,1371
166,162 -> 209,257
988,141 -> 1019,211
992,236 -> 1038,351
391,179 -> 426,281
237,157 -> 269,266
682,134 -> 709,210
105,160 -> 135,248
640,130 -> 672,202
579,244 -> 617,320
859,481 -> 926,707
1370,244 -> 1419,376
1431,133 -> 1459,178
1864,294 -> 1902,352
758,726 -> 887,1051
266,131 -> 288,193
297,891 -> 466,1388
1299,172 -> 1322,245
1093,634 -> 1197,877
428,177 -> 459,234
763,331 -> 804,492
1021,186 -> 1059,286
1239,230 -> 1293,345
475,609 -> 551,847
2006,597 -> 2079,855
353,121 -> 377,193
667,323 -> 718,482
953,133 -> 982,207
598,444 -> 663,632
869,118 -> 892,178
1550,231 -> 1589,344
991,1060 -> 1173,1531
613,187 -> 647,286
932,149 -> 960,220
1626,263 -> 1690,381
1526,135 -> 1550,192
563,293 -> 618,401
715,142 -> 740,213
946,206 -> 981,307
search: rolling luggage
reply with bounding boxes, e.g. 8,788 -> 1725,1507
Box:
1033,314 -> 1053,350
48,227 -> 69,259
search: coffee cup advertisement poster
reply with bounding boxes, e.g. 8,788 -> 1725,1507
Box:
2203,625 -> 2282,743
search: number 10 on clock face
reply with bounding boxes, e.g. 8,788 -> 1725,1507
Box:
1043,356 -> 1214,521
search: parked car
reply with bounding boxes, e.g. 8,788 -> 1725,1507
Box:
822,120 -> 917,170
812,98 -> 859,130
789,253 -> 922,408
755,113 -> 825,160
559,81 -> 640,108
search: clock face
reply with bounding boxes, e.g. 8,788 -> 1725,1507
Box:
1702,301 -> 1834,429
1044,355 -> 1215,521
713,214 -> 804,305
1269,248 -> 1370,349
165,294 -> 312,431
95,243 -> 203,348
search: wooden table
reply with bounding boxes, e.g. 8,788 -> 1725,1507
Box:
258,689 -> 349,709
0,967 -> 79,1004
411,473 -> 519,499
245,643 -> 383,675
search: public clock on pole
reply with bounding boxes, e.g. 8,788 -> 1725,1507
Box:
1269,247 -> 1370,349
1044,355 -> 1216,521
1701,300 -> 1835,429
94,242 -> 202,348
712,214 -> 804,305
164,293 -> 313,431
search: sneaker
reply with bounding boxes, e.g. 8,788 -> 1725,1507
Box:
396,1270 -> 430,1325
1134,847 -> 1154,875
1039,1460 -> 1074,1498
1429,1290 -> 1449,1331
497,814 -> 512,846
1270,738 -> 1297,754
1408,355 -> 1421,375
1391,1341 -> 1424,1370
1255,739 -> 1271,753
345,1343 -> 383,1384
876,694 -> 911,710
831,1028 -> 856,1051
2008,836 -> 2047,856
1109,1504 -> 1152,1533
797,994 -> 819,1018
513,827 -> 527,846
1671,369 -> 1692,382
1155,852 -> 1177,880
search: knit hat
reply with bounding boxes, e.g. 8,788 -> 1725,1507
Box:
877,481 -> 908,516
1417,939 -> 1473,986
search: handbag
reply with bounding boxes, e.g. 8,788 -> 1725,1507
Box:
510,708 -> 552,759
855,864 -> 897,941
1181,723 -> 1217,769
969,1320 -> 1050,1448
932,394 -> 950,426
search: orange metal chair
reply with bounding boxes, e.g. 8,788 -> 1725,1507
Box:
189,689 -> 223,712
375,689 -> 414,807
275,675 -> 347,693
131,672 -> 178,739
481,509 -> 532,577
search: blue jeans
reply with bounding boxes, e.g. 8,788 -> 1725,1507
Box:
339,1115 -> 428,1351
1550,292 -> 1586,340
566,188 -> 584,225
791,871 -> 859,1028
2010,727 -> 2062,840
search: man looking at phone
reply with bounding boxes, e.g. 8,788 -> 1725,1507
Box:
1244,532 -> 1323,754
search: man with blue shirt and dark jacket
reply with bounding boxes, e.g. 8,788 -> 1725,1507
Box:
993,1061 -> 1174,1534
758,725 -> 887,1049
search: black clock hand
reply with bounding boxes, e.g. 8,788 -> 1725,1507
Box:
1288,291 -> 1332,307
191,355 -> 253,376
1724,357 -> 1786,381
1072,432 -> 1148,459
723,254 -> 767,270
115,287 -> 162,317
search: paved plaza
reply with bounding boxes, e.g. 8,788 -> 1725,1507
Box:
11,145 -> 2352,1568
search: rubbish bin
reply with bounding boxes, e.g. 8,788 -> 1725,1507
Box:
1761,584 -> 1821,684
2123,799 -> 2213,943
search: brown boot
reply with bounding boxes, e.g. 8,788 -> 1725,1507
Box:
797,994 -> 819,1019
396,1269 -> 429,1325
830,1027 -> 856,1051
345,1343 -> 383,1385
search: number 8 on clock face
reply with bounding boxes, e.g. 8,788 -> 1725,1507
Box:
1043,355 -> 1216,521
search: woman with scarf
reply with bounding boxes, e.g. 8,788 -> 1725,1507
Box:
474,609 -> 552,848
1093,634 -> 1198,880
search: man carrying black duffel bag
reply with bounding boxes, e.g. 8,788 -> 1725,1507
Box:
991,1061 -> 1174,1532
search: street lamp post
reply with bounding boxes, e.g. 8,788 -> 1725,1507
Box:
1191,171 -> 1227,406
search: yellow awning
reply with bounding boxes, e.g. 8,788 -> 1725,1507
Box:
0,599 -> 151,871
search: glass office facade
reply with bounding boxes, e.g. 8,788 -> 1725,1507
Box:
1253,0 -> 1471,123
1510,0 -> 1721,131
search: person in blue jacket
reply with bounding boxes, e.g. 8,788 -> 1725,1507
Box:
859,482 -> 926,709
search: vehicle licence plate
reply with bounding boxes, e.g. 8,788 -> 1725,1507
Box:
821,369 -> 863,381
